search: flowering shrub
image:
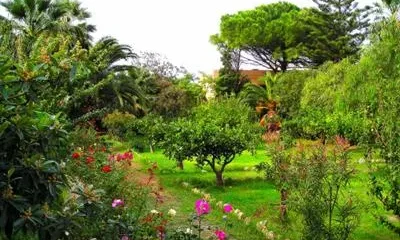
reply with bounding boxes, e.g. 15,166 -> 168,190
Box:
60,131 -> 169,239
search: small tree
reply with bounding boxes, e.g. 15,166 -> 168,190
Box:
162,98 -> 260,186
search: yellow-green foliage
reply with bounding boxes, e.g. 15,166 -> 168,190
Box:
102,110 -> 136,137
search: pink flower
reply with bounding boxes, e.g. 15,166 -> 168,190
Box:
223,203 -> 233,213
121,235 -> 129,240
112,199 -> 124,208
108,154 -> 115,162
195,199 -> 210,216
215,230 -> 226,240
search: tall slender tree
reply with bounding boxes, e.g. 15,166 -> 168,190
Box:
302,0 -> 372,64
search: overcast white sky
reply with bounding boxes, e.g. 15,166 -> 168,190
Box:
3,0 -> 378,74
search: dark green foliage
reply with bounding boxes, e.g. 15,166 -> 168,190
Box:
215,72 -> 245,97
273,70 -> 315,119
0,54 -> 70,239
210,36 -> 245,96
301,0 -> 371,64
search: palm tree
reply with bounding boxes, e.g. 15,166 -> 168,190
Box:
66,37 -> 150,123
240,73 -> 280,126
0,0 -> 95,48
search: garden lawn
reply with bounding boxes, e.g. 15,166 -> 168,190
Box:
135,149 -> 399,240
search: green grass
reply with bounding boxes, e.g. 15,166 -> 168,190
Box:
135,149 -> 399,240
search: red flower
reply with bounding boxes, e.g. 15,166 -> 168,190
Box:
123,151 -> 133,160
86,156 -> 95,164
101,165 -> 112,173
116,153 -> 124,162
71,152 -> 80,159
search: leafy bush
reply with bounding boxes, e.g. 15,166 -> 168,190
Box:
289,138 -> 359,240
362,18 -> 400,235
0,55 -> 70,239
102,110 -> 136,139
273,70 -> 315,119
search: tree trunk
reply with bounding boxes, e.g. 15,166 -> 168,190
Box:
149,144 -> 154,153
215,171 -> 224,187
177,161 -> 184,170
280,188 -> 288,221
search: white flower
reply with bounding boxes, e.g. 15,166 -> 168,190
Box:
65,231 -> 70,236
266,231 -> 275,239
168,209 -> 177,217
192,188 -> 200,194
185,228 -> 193,234
257,220 -> 267,229
182,182 -> 189,187
358,158 -> 365,164
203,193 -> 211,200
150,209 -> 159,214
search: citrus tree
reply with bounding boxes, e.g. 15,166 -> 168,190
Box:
162,98 -> 261,186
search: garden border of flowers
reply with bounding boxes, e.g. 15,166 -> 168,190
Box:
180,181 -> 280,240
